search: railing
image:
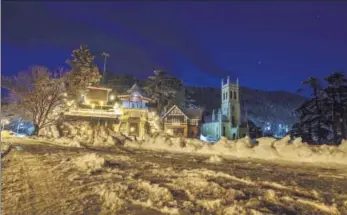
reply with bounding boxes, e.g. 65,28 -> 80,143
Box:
65,109 -> 121,119
165,119 -> 188,125
123,108 -> 148,118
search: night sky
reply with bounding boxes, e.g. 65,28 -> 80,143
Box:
2,2 -> 347,93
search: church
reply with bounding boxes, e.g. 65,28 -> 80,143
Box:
201,77 -> 248,140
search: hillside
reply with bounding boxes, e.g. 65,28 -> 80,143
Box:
186,86 -> 307,134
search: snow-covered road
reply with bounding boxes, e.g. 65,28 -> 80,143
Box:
2,139 -> 347,214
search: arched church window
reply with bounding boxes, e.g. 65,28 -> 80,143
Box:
234,91 -> 237,100
230,90 -> 233,99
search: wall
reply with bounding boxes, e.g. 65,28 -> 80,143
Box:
188,125 -> 200,138
201,122 -> 221,139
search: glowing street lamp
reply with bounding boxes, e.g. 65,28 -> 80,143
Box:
110,94 -> 115,101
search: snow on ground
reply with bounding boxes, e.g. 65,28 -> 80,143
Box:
2,138 -> 347,214
125,134 -> 347,166
72,153 -> 105,174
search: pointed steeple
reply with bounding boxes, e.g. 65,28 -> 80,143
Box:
218,108 -> 222,121
128,83 -> 142,94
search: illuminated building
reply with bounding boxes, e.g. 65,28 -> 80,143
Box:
201,77 -> 248,140
161,105 -> 203,138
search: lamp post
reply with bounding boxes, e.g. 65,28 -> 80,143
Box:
101,52 -> 110,84
110,94 -> 115,101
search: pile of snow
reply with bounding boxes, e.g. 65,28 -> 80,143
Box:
39,121 -> 119,147
53,137 -> 81,147
205,155 -> 225,164
125,134 -> 347,166
94,184 -> 127,213
1,142 -> 12,156
72,153 -> 105,174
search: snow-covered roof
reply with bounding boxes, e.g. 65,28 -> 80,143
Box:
127,83 -> 142,94
184,108 -> 203,120
118,83 -> 152,101
87,86 -> 112,91
162,105 -> 203,120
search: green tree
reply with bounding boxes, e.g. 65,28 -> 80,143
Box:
65,45 -> 101,99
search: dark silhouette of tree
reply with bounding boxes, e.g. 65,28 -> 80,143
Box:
324,72 -> 347,141
291,72 -> 347,145
302,77 -> 325,143
143,70 -> 182,115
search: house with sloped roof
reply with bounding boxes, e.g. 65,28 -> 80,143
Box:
117,83 -> 153,109
161,105 -> 203,138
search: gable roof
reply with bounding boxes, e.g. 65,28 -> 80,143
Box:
127,83 -> 143,94
184,108 -> 203,120
161,105 -> 188,119
118,83 -> 152,101
162,105 -> 203,120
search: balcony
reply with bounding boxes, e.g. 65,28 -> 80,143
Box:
165,119 -> 188,125
64,109 -> 121,119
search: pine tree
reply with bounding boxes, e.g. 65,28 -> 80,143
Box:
324,72 -> 347,141
65,45 -> 101,99
143,70 -> 182,115
302,77 -> 325,143
291,73 -> 347,145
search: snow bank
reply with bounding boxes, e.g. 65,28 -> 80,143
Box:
205,155 -> 225,164
53,137 -> 81,147
72,153 -> 105,174
125,134 -> 347,166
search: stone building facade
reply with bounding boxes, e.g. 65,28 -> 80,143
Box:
201,77 -> 248,140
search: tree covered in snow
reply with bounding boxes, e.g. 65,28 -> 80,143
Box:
65,45 -> 101,100
291,72 -> 347,145
2,66 -> 69,135
143,70 -> 183,115
1,45 -> 103,136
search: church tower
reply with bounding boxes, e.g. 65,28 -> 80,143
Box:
221,76 -> 241,126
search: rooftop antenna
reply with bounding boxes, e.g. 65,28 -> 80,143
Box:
101,52 -> 110,84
